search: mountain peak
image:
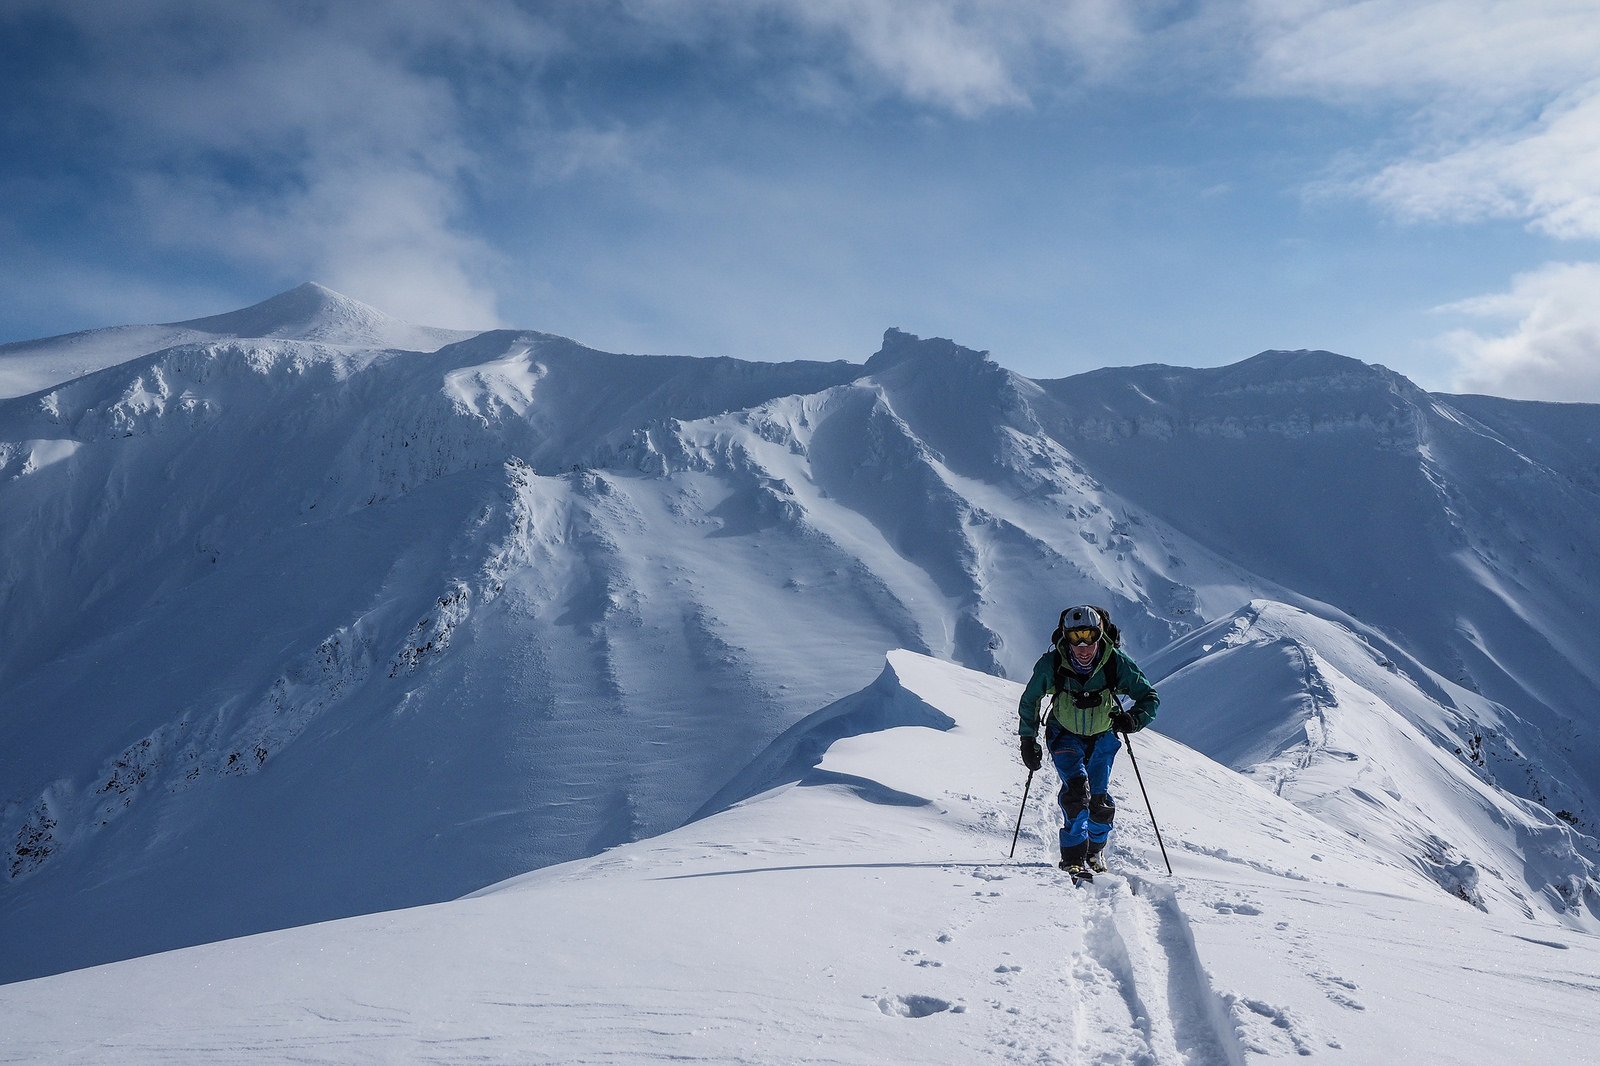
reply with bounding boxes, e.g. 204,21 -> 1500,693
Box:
863,328 -> 991,375
1227,348 -> 1412,391
169,283 -> 476,351
172,283 -> 391,343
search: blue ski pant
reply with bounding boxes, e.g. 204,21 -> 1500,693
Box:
1045,722 -> 1119,850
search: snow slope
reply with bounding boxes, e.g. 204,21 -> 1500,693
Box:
1149,601 -> 1596,924
3,652 -> 1595,1065
3,289 -> 1599,987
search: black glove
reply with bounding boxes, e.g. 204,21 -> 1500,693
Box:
1110,711 -> 1138,734
1020,737 -> 1043,772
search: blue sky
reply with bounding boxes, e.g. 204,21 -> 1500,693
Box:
3,1 -> 1599,399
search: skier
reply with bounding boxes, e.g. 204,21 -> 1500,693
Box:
1018,605 -> 1158,882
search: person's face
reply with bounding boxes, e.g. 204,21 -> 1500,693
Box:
1070,638 -> 1098,668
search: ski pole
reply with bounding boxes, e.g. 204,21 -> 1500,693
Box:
1008,769 -> 1034,859
1119,730 -> 1172,875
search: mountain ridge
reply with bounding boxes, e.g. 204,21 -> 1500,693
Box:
2,286 -> 1597,983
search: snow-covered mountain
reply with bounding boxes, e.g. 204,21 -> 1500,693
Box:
2,286 -> 1598,991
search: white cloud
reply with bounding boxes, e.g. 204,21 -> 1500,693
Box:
1240,2 -> 1600,404
786,0 -> 1028,115
3,0 -> 547,328
7,0 -> 1165,333
1241,1 -> 1600,238
1246,0 -> 1600,101
118,18 -> 509,328
138,165 -> 504,330
629,0 -> 1156,116
1437,261 -> 1600,401
7,0 -> 1177,337
1365,82 -> 1600,239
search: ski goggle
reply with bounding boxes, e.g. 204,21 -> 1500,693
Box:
1063,626 -> 1101,646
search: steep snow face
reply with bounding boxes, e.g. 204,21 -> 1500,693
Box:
2,300 -> 1598,984
1147,602 -> 1598,926
0,326 -> 880,981
4,653 -> 1597,1066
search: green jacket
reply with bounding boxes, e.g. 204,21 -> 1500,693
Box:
1017,645 -> 1159,739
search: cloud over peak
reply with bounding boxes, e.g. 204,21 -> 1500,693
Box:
1438,261 -> 1600,402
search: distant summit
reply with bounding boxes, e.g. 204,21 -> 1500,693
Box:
171,282 -> 479,351
863,327 -> 991,375
1224,348 -> 1411,390
0,284 -> 483,397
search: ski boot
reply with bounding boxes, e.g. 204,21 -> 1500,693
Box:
1059,845 -> 1094,886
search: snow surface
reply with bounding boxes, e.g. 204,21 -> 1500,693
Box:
3,285 -> 1599,1053
3,652 -> 1595,1065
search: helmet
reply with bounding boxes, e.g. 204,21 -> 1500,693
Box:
1061,605 -> 1102,629
1056,605 -> 1103,648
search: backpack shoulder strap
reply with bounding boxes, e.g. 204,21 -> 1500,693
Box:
1102,649 -> 1120,693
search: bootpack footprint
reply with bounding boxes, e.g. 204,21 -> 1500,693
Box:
874,994 -> 965,1018
1311,972 -> 1366,1011
1226,995 -> 1322,1056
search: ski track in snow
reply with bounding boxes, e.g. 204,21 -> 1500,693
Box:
1075,877 -> 1247,1066
989,867 -> 1247,1066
